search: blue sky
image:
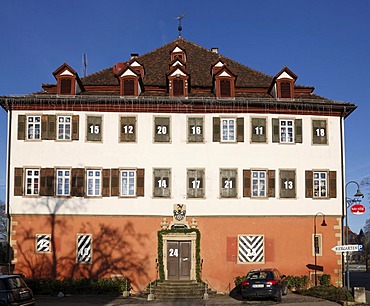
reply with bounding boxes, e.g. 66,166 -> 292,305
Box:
0,0 -> 369,233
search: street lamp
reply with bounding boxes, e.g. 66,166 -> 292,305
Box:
344,181 -> 364,290
314,212 -> 327,286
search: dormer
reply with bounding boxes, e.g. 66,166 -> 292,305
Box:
171,45 -> 186,63
268,67 -> 297,99
167,65 -> 189,97
114,64 -> 143,97
129,59 -> 145,79
211,61 -> 236,98
53,63 -> 83,96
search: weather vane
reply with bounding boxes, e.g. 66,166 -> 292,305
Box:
176,14 -> 185,38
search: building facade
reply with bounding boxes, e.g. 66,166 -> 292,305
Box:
0,38 -> 356,292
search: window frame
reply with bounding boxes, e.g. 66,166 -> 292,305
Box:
120,169 -> 136,197
25,168 -> 40,196
120,116 -> 137,143
153,168 -> 171,198
221,118 -> 236,143
57,115 -> 72,141
187,168 -> 205,199
154,116 -> 171,143
56,168 -> 71,196
312,233 -> 323,256
27,115 -> 42,140
86,115 -> 103,142
279,119 -> 294,143
312,119 -> 328,145
251,170 -> 267,198
86,169 -> 102,197
187,116 -> 204,143
220,168 -> 238,198
279,169 -> 296,199
313,171 -> 328,198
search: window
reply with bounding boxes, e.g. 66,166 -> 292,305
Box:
120,116 -> 136,142
121,170 -> 136,196
173,79 -> 184,96
27,116 -> 41,140
60,78 -> 72,95
188,117 -> 204,143
154,117 -> 170,143
280,82 -> 291,98
305,170 -> 336,199
312,119 -> 328,145
36,234 -> 51,253
272,118 -> 302,144
187,169 -> 205,198
279,170 -> 296,198
86,170 -> 101,197
25,169 -> 40,195
57,116 -> 72,140
220,169 -> 237,198
123,79 -> 135,96
243,169 -> 275,198
56,169 -> 70,196
252,171 -> 266,197
251,118 -> 267,143
220,79 -> 231,97
86,116 -> 102,142
77,234 -> 92,263
312,233 -> 323,256
153,168 -> 171,198
238,235 -> 265,263
213,117 -> 244,142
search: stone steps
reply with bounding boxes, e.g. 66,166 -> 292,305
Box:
151,280 -> 212,300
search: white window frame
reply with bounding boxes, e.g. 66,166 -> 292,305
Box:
25,169 -> 40,195
57,115 -> 72,140
86,169 -> 101,197
120,169 -> 136,197
252,170 -> 267,198
279,119 -> 294,143
313,171 -> 328,198
27,116 -> 41,140
56,169 -> 70,196
221,118 -> 236,142
312,233 -> 323,256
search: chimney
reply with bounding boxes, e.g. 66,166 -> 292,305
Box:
131,53 -> 139,59
211,48 -> 218,54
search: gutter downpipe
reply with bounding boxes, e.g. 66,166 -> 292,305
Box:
5,99 -> 12,271
340,109 -> 345,287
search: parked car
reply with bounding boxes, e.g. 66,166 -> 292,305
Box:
0,275 -> 35,305
241,268 -> 288,302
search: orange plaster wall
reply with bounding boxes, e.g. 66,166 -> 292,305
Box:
10,215 -> 342,292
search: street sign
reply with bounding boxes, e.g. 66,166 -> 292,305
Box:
306,264 -> 324,271
350,204 -> 366,215
331,244 -> 363,252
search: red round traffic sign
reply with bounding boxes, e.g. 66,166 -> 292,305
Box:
350,204 -> 366,215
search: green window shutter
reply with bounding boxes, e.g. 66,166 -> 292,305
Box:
111,169 -> 120,196
272,118 -> 279,143
329,171 -> 337,198
102,169 -> 111,197
268,170 -> 275,197
237,117 -> 244,142
251,118 -> 267,143
213,117 -> 220,142
188,117 -> 203,143
71,168 -> 85,197
243,169 -> 251,197
72,115 -> 79,141
305,170 -> 313,198
17,115 -> 26,140
136,168 -> 145,197
280,170 -> 296,198
86,116 -> 102,142
14,167 -> 24,196
312,120 -> 327,145
154,117 -> 170,142
295,119 -> 302,143
40,168 -> 55,196
220,169 -> 237,198
120,116 -> 136,142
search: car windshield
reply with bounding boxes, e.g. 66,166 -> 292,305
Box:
5,277 -> 26,289
247,271 -> 273,280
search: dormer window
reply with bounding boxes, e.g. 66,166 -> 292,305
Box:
220,79 -> 231,97
173,79 -> 184,96
171,46 -> 186,63
212,65 -> 236,98
53,63 -> 83,96
167,65 -> 189,97
116,67 -> 143,97
269,67 -> 297,99
123,79 -> 135,96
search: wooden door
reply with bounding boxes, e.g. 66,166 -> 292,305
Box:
167,241 -> 191,280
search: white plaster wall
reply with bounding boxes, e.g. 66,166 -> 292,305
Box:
9,110 -> 344,217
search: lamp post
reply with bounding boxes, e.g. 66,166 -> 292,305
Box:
344,181 -> 364,290
314,212 -> 327,286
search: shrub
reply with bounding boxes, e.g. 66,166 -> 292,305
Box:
299,285 -> 354,302
285,275 -> 308,291
25,277 -> 131,296
318,274 -> 331,286
234,275 -> 247,287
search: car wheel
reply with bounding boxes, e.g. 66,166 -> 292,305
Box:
275,289 -> 282,303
